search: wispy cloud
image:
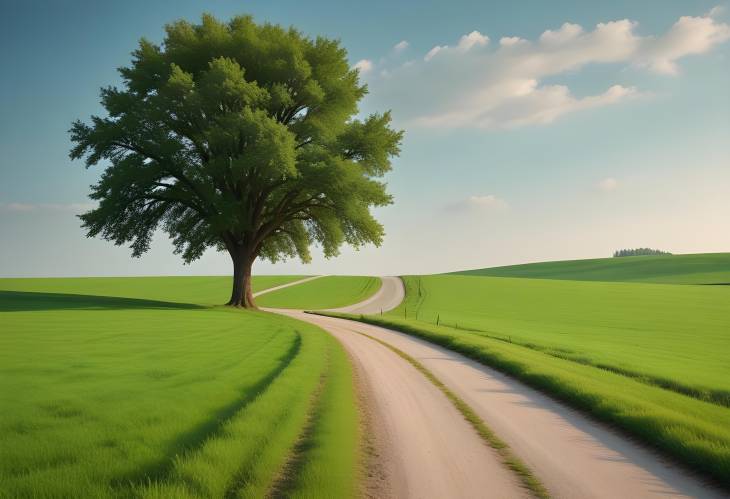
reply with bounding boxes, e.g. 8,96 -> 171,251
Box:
707,5 -> 725,17
424,45 -> 446,61
393,40 -> 409,53
360,9 -> 730,129
635,14 -> 730,74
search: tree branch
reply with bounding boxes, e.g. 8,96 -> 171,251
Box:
110,140 -> 215,216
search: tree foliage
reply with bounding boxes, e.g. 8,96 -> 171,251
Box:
70,14 -> 403,306
613,248 -> 672,257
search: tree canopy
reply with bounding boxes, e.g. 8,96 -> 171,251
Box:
613,248 -> 672,257
70,14 -> 403,307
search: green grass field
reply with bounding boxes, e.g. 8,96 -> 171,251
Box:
453,252 -> 730,284
257,276 -> 381,310
394,275 -> 730,404
0,277 -> 359,498
0,275 -> 306,307
337,273 -> 730,483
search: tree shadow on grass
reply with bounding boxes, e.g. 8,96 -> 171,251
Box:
0,290 -> 204,311
113,332 -> 303,493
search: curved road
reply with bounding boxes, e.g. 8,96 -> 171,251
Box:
325,276 -> 405,315
272,277 -> 725,499
273,277 -> 526,498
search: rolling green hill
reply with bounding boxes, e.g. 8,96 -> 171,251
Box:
451,253 -> 730,284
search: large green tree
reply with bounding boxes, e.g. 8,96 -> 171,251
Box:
71,14 -> 402,307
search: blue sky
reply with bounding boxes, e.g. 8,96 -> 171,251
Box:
1,0 -> 729,276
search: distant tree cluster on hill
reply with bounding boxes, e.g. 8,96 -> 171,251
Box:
613,248 -> 672,257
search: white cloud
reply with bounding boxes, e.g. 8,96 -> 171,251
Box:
420,31 -> 489,64
598,177 -> 619,191
361,10 -> 729,129
447,195 -> 508,212
708,5 -> 725,18
424,45 -> 446,61
0,202 -> 94,213
352,59 -> 374,74
418,83 -> 638,129
636,15 -> 730,74
3,203 -> 36,212
468,194 -> 507,209
393,40 -> 409,53
457,30 -> 489,50
539,22 -> 584,44
499,36 -> 526,47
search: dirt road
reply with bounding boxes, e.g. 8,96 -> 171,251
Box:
325,276 -> 405,314
278,308 -> 529,499
252,275 -> 324,298
272,277 -> 725,498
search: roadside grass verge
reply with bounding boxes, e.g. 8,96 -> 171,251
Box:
270,334 -> 360,499
320,312 -> 730,487
257,275 -> 381,310
1,279 -> 359,498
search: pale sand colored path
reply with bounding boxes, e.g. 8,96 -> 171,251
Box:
277,308 -> 529,499
252,275 -> 324,298
271,276 -> 726,498
268,277 -> 527,498
325,276 -> 405,314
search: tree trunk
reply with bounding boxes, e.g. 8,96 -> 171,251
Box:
227,247 -> 256,308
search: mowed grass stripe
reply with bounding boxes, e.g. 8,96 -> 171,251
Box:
139,325 -> 321,499
139,321 -> 359,499
120,331 -> 303,491
266,370 -> 329,499
274,336 -> 359,499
